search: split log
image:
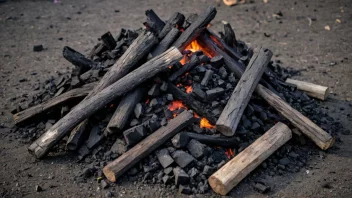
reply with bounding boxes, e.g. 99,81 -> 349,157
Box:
172,6 -> 217,51
106,87 -> 145,134
285,78 -> 329,100
103,110 -> 196,182
101,32 -> 116,50
13,83 -> 95,126
221,21 -> 237,48
198,33 -> 334,150
216,47 -> 272,136
151,27 -> 181,57
66,119 -> 89,151
28,47 -> 182,158
208,122 -> 292,195
168,55 -> 200,82
167,83 -> 217,124
63,46 -> 100,73
145,9 -> 165,35
256,84 -> 335,150
173,132 -> 239,148
158,12 -> 185,40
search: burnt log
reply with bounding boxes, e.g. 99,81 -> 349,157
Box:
103,110 -> 196,182
221,21 -> 237,48
145,9 -> 165,35
172,132 -> 239,148
168,55 -> 200,82
28,47 -> 182,159
158,12 -> 185,40
183,13 -> 198,29
63,46 -> 100,73
151,27 -> 181,57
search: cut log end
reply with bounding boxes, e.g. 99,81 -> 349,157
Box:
215,124 -> 234,137
208,175 -> 229,195
103,166 -> 116,182
285,78 -> 330,100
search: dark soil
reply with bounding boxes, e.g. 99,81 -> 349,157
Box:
0,0 -> 351,197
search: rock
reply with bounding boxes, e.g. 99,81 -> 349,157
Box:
101,180 -> 109,189
156,148 -> 174,168
179,185 -> 192,194
172,150 -> 195,168
134,103 -> 142,118
187,139 -> 209,159
35,185 -> 43,192
253,182 -> 270,193
279,157 -> 290,165
33,45 -> 44,52
202,165 -> 216,176
110,138 -> 126,155
173,167 -> 190,185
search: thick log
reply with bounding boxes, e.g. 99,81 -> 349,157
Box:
285,78 -> 329,100
221,21 -> 237,48
172,6 -> 217,51
216,47 -> 272,136
145,9 -> 165,35
13,83 -> 95,126
168,55 -> 200,82
256,84 -> 334,150
173,132 -> 239,148
158,12 -> 185,40
167,84 -> 217,125
106,87 -> 145,134
208,122 -> 292,195
28,47 -> 182,158
103,110 -> 196,182
63,46 -> 100,73
150,27 -> 181,57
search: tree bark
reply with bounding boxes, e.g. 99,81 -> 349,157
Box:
208,122 -> 292,195
216,47 -> 272,136
28,47 -> 182,159
103,110 -> 196,182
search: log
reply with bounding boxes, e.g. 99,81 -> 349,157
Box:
145,9 -> 165,35
208,122 -> 292,195
206,28 -> 241,60
168,55 -> 200,82
216,47 -> 272,136
256,84 -> 335,150
221,21 -> 237,48
173,132 -> 239,148
28,47 -> 182,158
106,87 -> 145,134
13,83 -> 95,125
150,27 -> 181,57
285,78 -> 329,100
63,46 -> 100,73
158,12 -> 185,40
103,110 -> 196,182
172,6 -> 217,51
167,83 -> 217,125
66,119 -> 89,151
101,32 -> 116,50
198,33 -> 334,150
183,13 -> 198,29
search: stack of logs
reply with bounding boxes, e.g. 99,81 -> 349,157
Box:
12,6 -> 334,195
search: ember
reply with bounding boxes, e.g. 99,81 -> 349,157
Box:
225,148 -> 235,159
200,117 -> 215,129
168,100 -> 187,111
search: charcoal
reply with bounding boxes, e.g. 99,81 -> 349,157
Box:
236,126 -> 247,135
35,185 -> 43,192
279,158 -> 290,165
101,180 -> 109,189
156,148 -> 174,168
242,118 -> 251,129
173,167 -> 190,185
149,98 -> 159,107
192,84 -> 206,100
179,185 -> 192,194
218,67 -> 228,79
206,87 -> 225,100
196,66 -> 206,73
148,84 -> 160,97
110,138 -> 126,155
202,165 -> 216,176
218,79 -> 225,86
123,125 -> 147,146
201,69 -> 213,86
259,111 -> 268,121
164,167 -> 173,175
192,125 -> 204,133
162,175 -> 172,184
211,101 -> 220,108
160,117 -> 167,126
77,144 -> 90,160
33,45 -> 44,52
166,94 -> 174,101
228,74 -> 236,83
164,109 -> 173,119
187,139 -> 209,159
211,108 -> 221,116
160,81 -> 168,92
251,122 -> 261,132
199,55 -> 210,63
134,103 -> 142,118
188,167 -> 199,178
130,119 -> 140,127
171,133 -> 190,148
253,182 -> 270,193
86,125 -> 103,149
210,55 -> 224,68
226,83 -> 233,89
172,150 -> 195,168
193,75 -> 201,82
217,160 -> 226,169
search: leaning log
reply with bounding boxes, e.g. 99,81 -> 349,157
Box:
103,110 -> 196,182
208,122 -> 292,195
216,47 -> 272,136
63,46 -> 100,73
158,12 -> 185,40
28,47 -> 182,158
167,83 -> 217,125
145,9 -> 165,35
13,83 -> 95,125
150,27 -> 181,57
221,20 -> 237,48
285,78 -> 329,100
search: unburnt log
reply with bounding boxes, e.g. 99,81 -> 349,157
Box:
63,46 -> 100,73
168,55 -> 200,82
145,9 -> 165,35
285,78 -> 329,100
216,47 -> 272,136
103,110 -> 196,182
13,83 -> 95,126
208,122 -> 292,195
158,12 -> 185,40
172,6 -> 217,51
28,47 -> 182,158
167,84 -> 217,124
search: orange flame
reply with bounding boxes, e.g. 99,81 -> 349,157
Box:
180,40 -> 213,65
185,85 -> 193,93
168,100 -> 188,111
200,118 -> 215,129
225,148 -> 235,159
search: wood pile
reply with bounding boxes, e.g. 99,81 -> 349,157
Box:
12,7 -> 342,195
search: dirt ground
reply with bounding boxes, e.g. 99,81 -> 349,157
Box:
0,0 -> 351,197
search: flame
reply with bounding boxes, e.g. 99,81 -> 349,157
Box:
200,118 -> 215,129
168,100 -> 188,111
179,40 -> 213,65
185,85 -> 193,93
225,148 -> 235,159
194,113 -> 200,118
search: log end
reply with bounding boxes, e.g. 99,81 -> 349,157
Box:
103,166 -> 117,182
320,136 -> 335,150
215,124 -> 235,137
208,174 -> 229,195
28,142 -> 45,159
322,87 -> 330,100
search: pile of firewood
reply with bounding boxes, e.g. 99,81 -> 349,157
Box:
12,7 -> 339,195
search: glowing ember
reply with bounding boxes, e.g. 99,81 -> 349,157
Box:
180,40 -> 213,65
145,99 -> 150,104
200,118 -> 215,129
168,100 -> 188,111
194,113 -> 200,118
185,85 -> 193,93
225,148 -> 235,159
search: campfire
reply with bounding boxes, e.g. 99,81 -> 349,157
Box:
12,7 -> 337,195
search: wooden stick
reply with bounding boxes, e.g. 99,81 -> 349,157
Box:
174,132 -> 239,148
63,46 -> 100,73
28,47 -> 182,159
13,83 -> 95,125
167,83 -> 217,125
216,47 -> 272,136
150,27 -> 181,57
106,87 -> 145,134
285,78 -> 329,100
172,6 -> 217,51
221,21 -> 237,48
145,9 -> 165,35
158,12 -> 185,40
256,84 -> 334,150
103,110 -> 196,182
208,122 -> 292,195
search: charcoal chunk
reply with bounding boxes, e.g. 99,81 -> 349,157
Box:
33,45 -> 44,52
156,148 -> 174,168
171,133 -> 190,148
210,55 -> 224,68
179,185 -> 192,194
134,103 -> 142,118
172,150 -> 195,168
148,84 -> 160,96
173,167 -> 190,185
187,139 -> 209,159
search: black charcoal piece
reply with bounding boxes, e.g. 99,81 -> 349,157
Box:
162,175 -> 172,184
192,125 -> 204,133
123,125 -> 147,146
253,183 -> 270,193
202,165 -> 216,176
201,69 -> 213,86
33,45 -> 44,52
86,125 -> 104,149
164,167 -> 173,175
134,103 -> 142,118
148,84 -> 160,97
110,138 -> 127,155
171,133 -> 190,148
187,139 -> 209,159
218,67 -> 228,79
173,167 -> 190,185
188,167 -> 199,178
160,81 -> 168,92
179,185 -> 192,194
172,150 -> 195,168
210,55 -> 224,68
206,87 -> 225,100
166,94 -> 174,101
156,148 -> 174,168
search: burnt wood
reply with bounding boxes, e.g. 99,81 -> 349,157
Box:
151,27 -> 181,57
63,46 -> 100,73
158,12 -> 185,40
66,119 -> 89,151
101,32 -> 117,50
221,21 -> 237,48
175,132 -> 239,148
216,47 -> 272,136
167,83 -> 217,125
183,13 -> 198,29
103,110 -> 196,182
28,47 -> 182,159
168,55 -> 200,82
145,9 -> 165,35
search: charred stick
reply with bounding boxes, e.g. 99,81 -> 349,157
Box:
158,12 -> 185,40
183,13 -> 198,29
28,47 -> 182,159
172,132 -> 239,148
221,20 -> 237,48
168,55 -> 200,82
201,69 -> 214,86
145,9 -> 165,35
101,32 -> 117,50
151,27 -> 181,57
63,46 -> 100,73
66,119 -> 89,151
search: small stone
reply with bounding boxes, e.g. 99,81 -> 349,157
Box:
35,185 -> 43,192
179,185 -> 192,194
33,45 -> 44,52
279,157 -> 290,165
